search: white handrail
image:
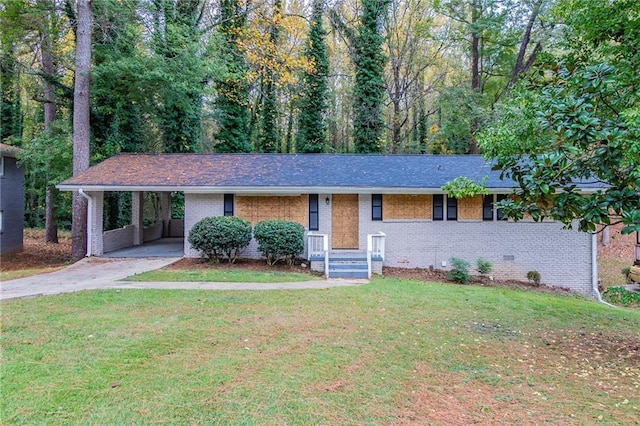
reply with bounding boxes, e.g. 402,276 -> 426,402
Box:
308,233 -> 329,277
367,232 -> 386,278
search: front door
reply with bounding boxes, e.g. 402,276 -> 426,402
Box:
331,194 -> 359,249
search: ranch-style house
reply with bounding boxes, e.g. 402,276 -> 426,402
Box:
57,153 -> 600,296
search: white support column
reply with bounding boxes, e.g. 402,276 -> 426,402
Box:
132,191 -> 144,245
161,192 -> 171,237
90,191 -> 104,256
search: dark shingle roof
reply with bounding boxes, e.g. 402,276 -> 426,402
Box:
57,153 -> 513,192
0,143 -> 22,157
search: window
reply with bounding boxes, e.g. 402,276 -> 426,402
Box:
0,210 -> 3,232
372,194 -> 383,221
309,194 -> 319,231
496,194 -> 507,220
433,195 -> 443,221
223,194 -> 234,216
482,195 -> 494,221
0,156 -> 4,177
447,196 -> 457,220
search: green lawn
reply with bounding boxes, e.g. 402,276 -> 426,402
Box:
125,268 -> 317,283
2,277 -> 639,425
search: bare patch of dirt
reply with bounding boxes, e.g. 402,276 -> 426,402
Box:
0,229 -> 72,271
598,223 -> 636,260
383,266 -> 574,295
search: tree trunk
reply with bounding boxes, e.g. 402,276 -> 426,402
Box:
45,187 -> 58,243
41,2 -> 59,243
507,1 -> 542,91
468,0 -> 481,154
71,0 -> 92,261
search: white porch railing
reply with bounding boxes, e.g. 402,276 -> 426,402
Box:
307,233 -> 329,277
367,232 -> 386,279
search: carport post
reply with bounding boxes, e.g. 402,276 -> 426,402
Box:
161,192 -> 171,237
132,191 -> 144,246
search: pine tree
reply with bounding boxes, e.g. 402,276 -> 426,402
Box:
296,0 -> 328,153
352,0 -> 389,153
214,0 -> 251,153
257,0 -> 283,153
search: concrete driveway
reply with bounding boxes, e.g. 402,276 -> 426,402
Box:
1,257 -> 363,300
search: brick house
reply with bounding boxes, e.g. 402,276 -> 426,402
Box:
57,153 -> 599,296
0,143 -> 24,254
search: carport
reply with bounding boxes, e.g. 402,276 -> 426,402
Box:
102,237 -> 184,258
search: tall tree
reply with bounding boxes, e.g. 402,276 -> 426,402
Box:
71,0 -> 92,260
479,0 -> 640,234
296,0 -> 328,153
214,0 -> 252,153
352,0 -> 390,153
257,0 -> 283,153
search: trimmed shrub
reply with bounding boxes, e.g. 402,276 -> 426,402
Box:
526,270 -> 541,286
448,257 -> 470,284
254,220 -> 305,265
476,257 -> 493,275
188,216 -> 252,263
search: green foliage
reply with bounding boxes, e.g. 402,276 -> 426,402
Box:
352,0 -> 390,153
296,0 -> 329,153
188,216 -> 252,263
476,258 -> 493,275
479,0 -> 640,235
432,87 -> 487,154
602,287 -> 640,308
447,257 -> 470,284
526,270 -> 541,286
213,0 -> 251,154
19,120 -> 73,228
253,220 -> 305,265
442,176 -> 489,199
621,266 -> 631,284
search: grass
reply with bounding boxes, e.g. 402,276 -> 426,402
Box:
0,266 -> 66,281
2,277 -> 639,425
125,268 -> 317,283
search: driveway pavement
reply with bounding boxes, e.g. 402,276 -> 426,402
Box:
0,257 -> 363,300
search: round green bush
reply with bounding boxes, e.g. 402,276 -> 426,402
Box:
188,216 -> 252,263
448,257 -> 470,284
253,220 -> 305,265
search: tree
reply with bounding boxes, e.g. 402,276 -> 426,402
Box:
352,0 -> 390,153
257,0 -> 283,153
214,0 -> 252,153
296,0 -> 328,153
479,0 -> 640,235
71,0 -> 92,260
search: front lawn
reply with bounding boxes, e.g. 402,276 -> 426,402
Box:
125,268 -> 317,283
2,278 -> 639,424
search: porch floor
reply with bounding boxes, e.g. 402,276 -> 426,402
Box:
102,238 -> 184,258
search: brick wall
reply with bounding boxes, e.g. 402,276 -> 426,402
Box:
358,194 -> 593,295
185,193 -> 332,261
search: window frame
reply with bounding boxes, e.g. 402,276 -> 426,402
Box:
482,195 -> 494,221
496,194 -> 507,220
446,196 -> 458,221
223,194 -> 234,216
433,194 -> 444,221
372,194 -> 383,221
309,194 -> 319,231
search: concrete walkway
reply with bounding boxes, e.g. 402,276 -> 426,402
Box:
0,257 -> 364,301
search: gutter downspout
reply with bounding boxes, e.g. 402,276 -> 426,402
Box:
78,189 -> 92,257
591,232 -> 614,307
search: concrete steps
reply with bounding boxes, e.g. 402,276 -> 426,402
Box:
328,252 -> 368,279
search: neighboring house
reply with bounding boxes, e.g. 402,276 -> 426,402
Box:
0,143 -> 24,254
57,153 -> 599,296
